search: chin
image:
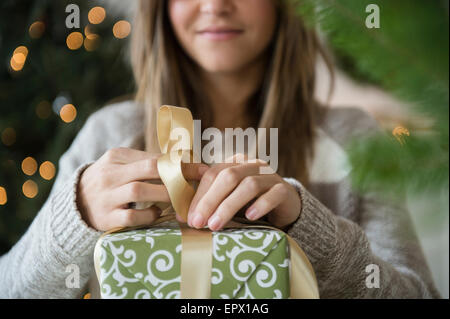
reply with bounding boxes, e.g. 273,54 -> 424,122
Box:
198,57 -> 248,74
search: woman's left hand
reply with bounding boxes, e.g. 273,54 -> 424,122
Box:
185,154 -> 302,231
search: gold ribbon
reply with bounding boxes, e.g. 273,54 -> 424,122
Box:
179,224 -> 213,298
94,105 -> 319,299
156,105 -> 196,223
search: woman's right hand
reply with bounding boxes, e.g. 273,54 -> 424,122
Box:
76,147 -> 208,231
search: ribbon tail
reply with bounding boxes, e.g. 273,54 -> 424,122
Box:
157,152 -> 195,222
287,236 -> 320,299
179,223 -> 213,299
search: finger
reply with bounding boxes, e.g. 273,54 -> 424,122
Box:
187,154 -> 270,226
108,158 -> 160,186
224,153 -> 248,164
224,153 -> 268,166
181,162 -> 210,181
207,175 -> 279,231
107,207 -> 162,229
244,183 -> 287,222
187,162 -> 238,226
101,147 -> 160,164
189,163 -> 269,229
111,159 -> 209,186
109,182 -> 171,208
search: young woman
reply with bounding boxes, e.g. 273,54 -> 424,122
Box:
0,0 -> 439,298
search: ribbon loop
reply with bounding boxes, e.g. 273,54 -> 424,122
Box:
157,105 -> 194,153
157,105 -> 196,222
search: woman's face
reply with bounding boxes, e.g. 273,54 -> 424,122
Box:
168,0 -> 277,74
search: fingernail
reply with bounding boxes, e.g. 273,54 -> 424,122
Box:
192,214 -> 204,228
246,208 -> 258,220
209,215 -> 222,230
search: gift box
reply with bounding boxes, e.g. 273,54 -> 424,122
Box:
94,222 -> 298,299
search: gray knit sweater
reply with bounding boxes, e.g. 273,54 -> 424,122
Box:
0,101 -> 440,298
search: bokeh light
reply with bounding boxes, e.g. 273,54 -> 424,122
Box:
66,32 -> 84,50
22,180 -> 38,199
10,57 -> 24,71
113,20 -> 131,39
36,100 -> 52,119
52,94 -> 70,114
39,161 -> 56,180
84,25 -> 93,37
60,104 -> 77,123
1,128 -> 16,146
14,45 -> 28,55
0,187 -> 7,205
84,34 -> 100,51
12,53 -> 26,64
29,21 -> 45,39
88,7 -> 106,25
22,157 -> 38,176
10,46 -> 28,71
393,126 -> 410,145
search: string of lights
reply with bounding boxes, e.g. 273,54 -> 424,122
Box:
0,2 -> 134,251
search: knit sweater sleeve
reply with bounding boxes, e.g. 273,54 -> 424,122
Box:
285,179 -> 440,298
0,101 -> 146,298
0,115 -> 104,298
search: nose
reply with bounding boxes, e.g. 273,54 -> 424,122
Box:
199,0 -> 234,15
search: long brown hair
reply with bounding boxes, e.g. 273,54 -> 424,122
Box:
131,0 -> 333,186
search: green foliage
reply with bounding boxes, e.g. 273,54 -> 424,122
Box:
298,0 -> 449,207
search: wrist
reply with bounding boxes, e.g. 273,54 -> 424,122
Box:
50,162 -> 101,257
75,163 -> 96,229
282,177 -> 304,222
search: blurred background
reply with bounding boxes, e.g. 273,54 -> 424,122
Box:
0,0 -> 448,297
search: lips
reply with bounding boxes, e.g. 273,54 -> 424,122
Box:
197,27 -> 243,41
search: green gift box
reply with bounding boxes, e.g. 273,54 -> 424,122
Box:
94,222 -> 296,299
